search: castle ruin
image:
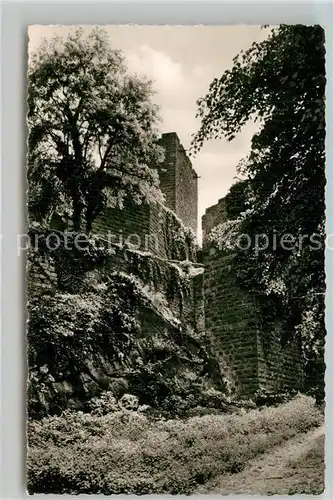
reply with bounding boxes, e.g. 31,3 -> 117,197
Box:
93,131 -> 303,397
157,132 -> 303,397
29,132 -> 303,409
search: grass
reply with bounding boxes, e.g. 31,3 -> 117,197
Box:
27,394 -> 323,495
285,433 -> 325,494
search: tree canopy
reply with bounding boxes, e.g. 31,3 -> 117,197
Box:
191,25 -> 326,400
28,28 -> 164,233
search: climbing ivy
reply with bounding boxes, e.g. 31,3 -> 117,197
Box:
162,208 -> 197,262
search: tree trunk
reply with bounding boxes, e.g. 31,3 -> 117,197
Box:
72,198 -> 83,233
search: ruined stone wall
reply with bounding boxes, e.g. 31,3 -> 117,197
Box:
202,197 -> 227,239
96,245 -> 204,335
92,201 -> 166,258
28,230 -> 203,337
158,133 -> 178,213
91,132 -> 199,258
256,331 -> 303,393
28,127 -> 304,405
28,235 -> 208,415
202,208 -> 304,397
28,234 -> 223,420
159,132 -> 198,234
93,201 -> 196,262
175,143 -> 198,235
203,251 -> 260,396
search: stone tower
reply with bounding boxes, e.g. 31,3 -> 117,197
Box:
92,132 -> 199,258
158,132 -> 198,234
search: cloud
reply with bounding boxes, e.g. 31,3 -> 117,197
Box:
125,45 -> 214,110
160,107 -> 201,146
124,43 -> 260,239
125,45 -> 189,96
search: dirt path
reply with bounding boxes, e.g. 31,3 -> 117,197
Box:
199,425 -> 325,495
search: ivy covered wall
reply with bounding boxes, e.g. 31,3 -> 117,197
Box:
27,128 -> 306,420
27,224 -> 228,419
93,201 -> 197,261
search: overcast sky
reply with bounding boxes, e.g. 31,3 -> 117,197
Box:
28,25 -> 269,237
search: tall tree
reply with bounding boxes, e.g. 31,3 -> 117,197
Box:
28,27 -> 164,233
192,25 -> 326,400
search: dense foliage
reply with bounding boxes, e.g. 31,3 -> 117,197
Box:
163,208 -> 198,261
28,28 -> 164,232
192,25 -> 326,401
27,394 -> 323,494
28,272 -> 141,417
28,234 -> 229,419
26,27 -> 325,494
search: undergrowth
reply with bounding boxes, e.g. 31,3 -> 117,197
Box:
27,394 -> 323,495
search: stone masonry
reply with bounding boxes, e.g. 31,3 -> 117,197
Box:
92,133 -> 198,259
202,196 -> 227,238
95,131 -> 303,398
32,131 -> 305,415
202,198 -> 303,397
158,132 -> 198,234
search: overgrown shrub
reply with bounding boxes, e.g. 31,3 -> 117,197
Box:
253,388 -> 299,407
27,272 -> 142,418
27,394 -> 323,494
28,259 -> 227,419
